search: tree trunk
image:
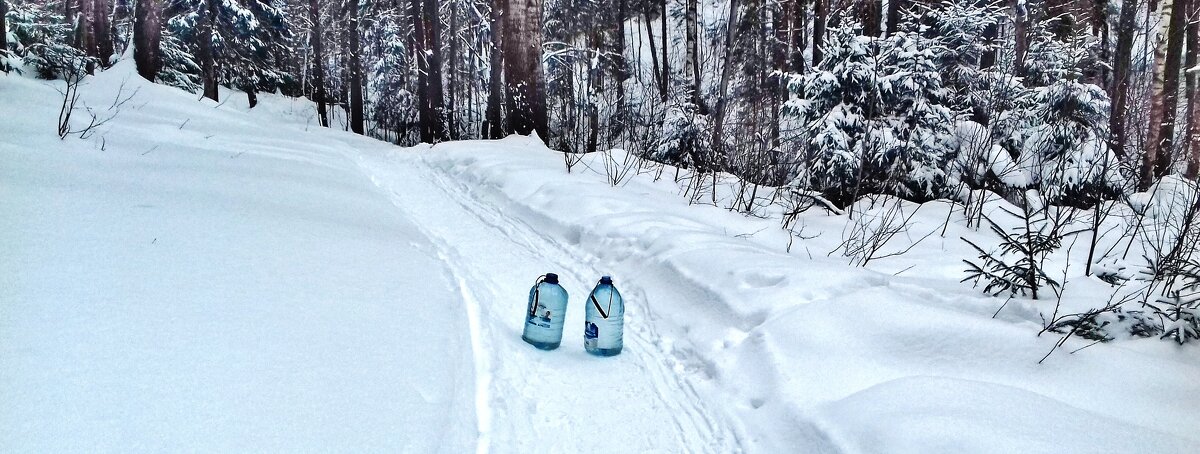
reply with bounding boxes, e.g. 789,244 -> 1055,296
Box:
685,0 -> 706,112
448,1 -> 460,139
411,3 -> 424,140
980,0 -> 998,68
485,0 -> 505,138
860,0 -> 882,37
425,0 -> 446,141
772,1 -> 789,147
1150,0 -> 1190,178
709,0 -> 740,170
199,0 -> 218,101
611,0 -> 628,139
1012,0 -> 1028,76
500,0 -> 548,142
2,0 -> 9,60
886,0 -> 905,36
347,0 -> 364,135
1185,0 -> 1200,178
775,1 -> 792,73
1143,0 -> 1185,187
1045,0 -> 1075,40
643,0 -> 666,101
93,0 -> 112,67
1089,0 -> 1110,86
79,0 -> 97,73
247,79 -> 258,108
1110,0 -> 1140,161
65,0 -> 77,38
133,0 -> 161,81
661,0 -> 669,97
586,27 -> 602,154
788,0 -> 806,73
813,0 -> 826,66
413,0 -> 447,142
309,0 -> 329,127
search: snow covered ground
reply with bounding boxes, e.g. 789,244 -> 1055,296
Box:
3,64 -> 1198,452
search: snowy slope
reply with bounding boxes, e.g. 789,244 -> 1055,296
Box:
3,63 -> 1199,453
1,66 -> 477,451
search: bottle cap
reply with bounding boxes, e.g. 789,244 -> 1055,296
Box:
599,276 -> 613,285
544,273 -> 559,284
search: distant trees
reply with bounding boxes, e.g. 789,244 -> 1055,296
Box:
5,0 -> 1200,208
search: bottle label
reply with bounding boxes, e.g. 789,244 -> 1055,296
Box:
585,319 -> 622,349
584,322 -> 598,348
528,304 -> 553,328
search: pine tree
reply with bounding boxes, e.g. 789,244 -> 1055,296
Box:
876,30 -> 958,200
167,0 -> 288,103
783,25 -> 879,206
6,0 -> 93,78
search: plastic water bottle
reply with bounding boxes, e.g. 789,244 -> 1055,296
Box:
584,276 -> 624,356
522,273 -> 569,350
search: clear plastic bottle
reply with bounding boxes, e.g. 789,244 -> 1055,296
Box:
584,276 -> 624,356
522,273 -> 569,350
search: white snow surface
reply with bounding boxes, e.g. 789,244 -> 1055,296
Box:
3,63 -> 1199,453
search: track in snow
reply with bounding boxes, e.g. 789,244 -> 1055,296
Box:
357,149 -> 743,453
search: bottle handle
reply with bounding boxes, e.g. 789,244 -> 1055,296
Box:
589,278 -> 614,319
529,275 -> 546,317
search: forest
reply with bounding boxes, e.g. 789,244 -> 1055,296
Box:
2,0 -> 1196,210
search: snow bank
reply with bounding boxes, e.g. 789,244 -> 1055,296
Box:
819,376 -> 1194,453
1,64 -> 477,451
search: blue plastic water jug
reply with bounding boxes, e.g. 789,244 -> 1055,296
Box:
584,276 -> 624,356
522,273 -> 569,350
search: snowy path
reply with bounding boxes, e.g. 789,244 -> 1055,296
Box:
356,149 -> 744,453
